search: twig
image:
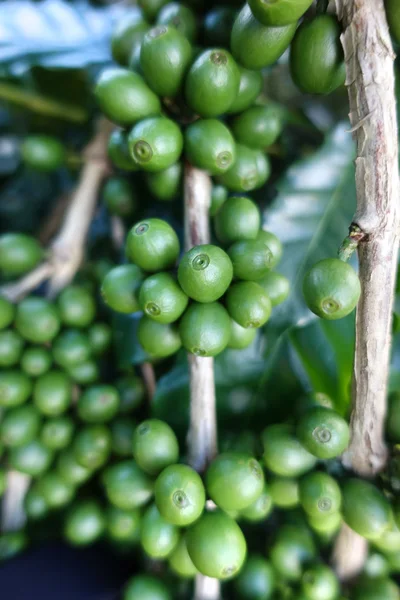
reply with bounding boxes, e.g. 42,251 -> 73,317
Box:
140,362 -> 157,402
0,82 -> 88,123
1,471 -> 30,532
184,164 -> 220,600
110,215 -> 126,251
332,0 -> 400,580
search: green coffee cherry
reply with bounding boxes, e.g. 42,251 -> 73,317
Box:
33,370 -> 72,416
1,405 -> 41,448
206,452 -> 264,511
140,25 -> 192,97
139,272 -> 188,323
226,282 -> 272,329
299,471 -> 342,518
168,535 -> 197,578
228,66 -> 263,114
218,144 -> 270,192
38,472 -> 75,509
116,375 -> 145,414
186,511 -> 247,579
234,555 -> 276,599
138,316 -> 182,358
106,506 -> 141,544
95,68 -> 161,126
128,117 -> 183,172
141,503 -> 180,558
301,565 -> 339,600
0,329 -> 24,367
352,578 -> 400,600
110,417 -> 136,457
0,233 -> 43,277
210,185 -> 228,217
228,239 -> 273,281
270,524 -> 316,582
154,463 -> 205,526
68,360 -> 99,386
73,425 -> 111,470
53,329 -> 92,369
231,5 -> 297,70
258,272 -> 289,306
342,478 -> 392,541
111,10 -> 149,66
41,416 -> 74,450
64,500 -> 105,546
138,0 -> 169,21
0,296 -> 15,330
178,244 -> 233,303
102,460 -> 154,510
157,2 -> 197,41
185,119 -> 236,175
204,7 -> 236,48
78,385 -> 120,423
180,302 -> 231,357
146,163 -> 182,201
0,531 -> 28,561
9,440 -> 54,476
240,484 -> 273,522
15,297 -> 60,343
231,105 -> 283,149
308,511 -> 342,536
57,448 -> 92,486
296,406 -> 350,459
24,485 -> 49,520
20,346 -> 52,377
249,0 -> 313,26
228,319 -> 257,350
262,424 -> 317,477
0,370 -> 32,408
290,15 -> 345,95
214,196 -> 260,245
123,574 -> 171,600
101,264 -> 143,314
108,129 -> 138,171
21,135 -> 65,172
185,49 -> 240,117
88,323 -> 112,356
132,419 -> 179,475
126,218 -> 180,271
269,476 -> 300,509
103,177 -> 137,217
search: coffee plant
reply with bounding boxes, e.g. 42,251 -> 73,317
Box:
0,0 -> 399,599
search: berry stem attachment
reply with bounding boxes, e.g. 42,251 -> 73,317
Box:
332,0 -> 400,580
184,163 -> 220,600
337,224 -> 365,262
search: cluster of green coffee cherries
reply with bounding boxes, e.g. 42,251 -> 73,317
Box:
101,196 -> 289,359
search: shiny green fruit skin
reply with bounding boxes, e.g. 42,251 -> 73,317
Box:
78,385 -> 120,423
249,0 -> 313,26
140,25 -> 192,97
73,425 -> 111,470
301,565 -> 339,600
218,144 -> 270,192
103,176 -> 137,217
110,417 -> 136,457
179,301 -> 231,357
186,511 -> 247,580
57,448 -> 92,486
228,319 -> 257,350
116,375 -> 145,413
24,485 -> 48,520
231,5 -> 297,70
101,264 -> 143,314
1,405 -> 41,448
342,478 -> 392,541
0,531 -> 28,562
21,346 -> 52,377
0,296 -> 15,329
185,119 -> 236,176
128,117 -> 183,172
157,2 -> 197,41
9,440 -> 54,476
240,484 -> 273,522
308,511 -> 342,535
68,360 -> 99,386
138,316 -> 181,358
168,535 -> 197,578
21,136 -> 65,172
386,0 -> 400,44
210,185 -> 228,217
138,0 -> 168,21
106,506 -> 141,543
146,163 -> 182,202
303,258 -> 361,320
15,297 -> 60,343
0,330 -> 24,367
258,272 -> 289,306
206,452 -> 264,512
270,524 -> 315,582
231,105 -> 283,150
102,460 -> 154,510
234,554 -> 276,600
228,66 -> 263,114
204,7 -> 236,48
290,15 -> 345,95
269,476 -> 299,509
111,10 -> 149,66
352,577 -> 400,600
38,471 -> 75,509
123,574 -> 171,600
33,371 -> 72,416
262,424 -> 317,477
95,68 -> 161,126
53,329 -> 91,369
41,417 -> 74,451
141,503 -> 180,558
126,218 -> 180,271
185,49 -> 240,117
88,323 -> 112,356
0,370 -> 32,408
226,282 -> 272,329
299,471 -> 342,518
296,406 -> 350,459
139,272 -> 188,324
64,500 -> 105,546
0,233 -> 43,277
214,196 -> 260,246
108,129 -> 137,171
132,419 -> 179,475
178,244 -> 233,303
154,463 -> 205,526
228,239 -> 273,281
